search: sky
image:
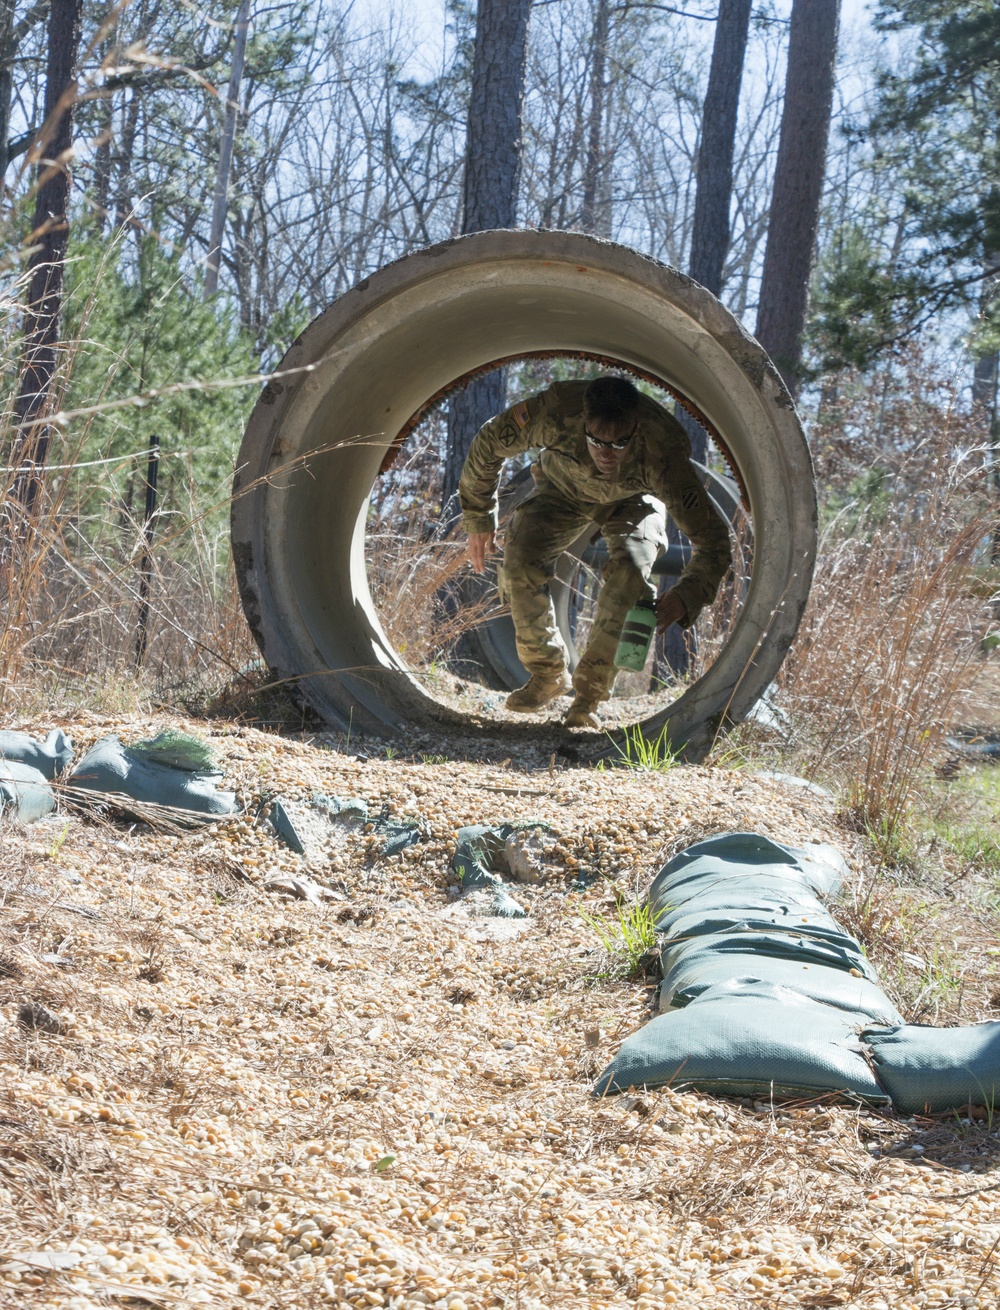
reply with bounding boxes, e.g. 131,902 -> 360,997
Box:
355,0 -> 880,75
350,0 -> 886,144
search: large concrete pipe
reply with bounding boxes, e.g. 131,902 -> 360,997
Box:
232,230 -> 816,759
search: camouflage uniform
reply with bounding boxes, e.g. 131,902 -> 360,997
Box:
459,380 -> 733,704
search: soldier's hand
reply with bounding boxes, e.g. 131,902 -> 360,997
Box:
655,590 -> 687,633
467,530 -> 497,574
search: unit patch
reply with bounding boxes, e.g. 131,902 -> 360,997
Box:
498,418 -> 521,448
681,487 -> 702,512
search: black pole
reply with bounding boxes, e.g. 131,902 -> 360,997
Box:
134,432 -> 159,667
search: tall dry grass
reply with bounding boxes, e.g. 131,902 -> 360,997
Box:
0,412 -> 259,717
0,370 -> 255,715
365,414 -> 506,670
777,368 -> 999,854
0,339 -> 496,720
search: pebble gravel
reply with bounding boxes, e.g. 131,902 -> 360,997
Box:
1,710 -> 999,1309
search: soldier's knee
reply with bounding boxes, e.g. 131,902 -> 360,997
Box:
602,554 -> 649,592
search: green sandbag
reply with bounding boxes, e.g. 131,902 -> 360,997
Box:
862,1023 -> 1000,1114
658,832 -> 847,889
649,833 -> 846,923
269,799 -> 308,853
655,878 -> 830,924
594,981 -> 889,1101
69,736 -> 237,819
453,823 -> 507,890
0,728 -> 74,779
269,795 -> 368,853
660,952 -> 902,1024
453,823 -> 527,917
664,927 -> 878,981
268,794 -> 422,858
656,896 -> 845,942
130,729 -> 217,772
0,761 -> 55,823
377,815 -> 424,857
663,908 -> 867,956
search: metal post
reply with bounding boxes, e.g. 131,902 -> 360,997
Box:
134,432 -> 159,667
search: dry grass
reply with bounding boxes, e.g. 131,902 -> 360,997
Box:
772,391 -> 999,863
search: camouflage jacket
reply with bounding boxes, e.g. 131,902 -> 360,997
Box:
458,380 -> 733,627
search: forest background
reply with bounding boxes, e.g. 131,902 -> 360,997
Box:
1,0 -> 999,793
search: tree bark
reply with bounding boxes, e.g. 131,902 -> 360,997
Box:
442,0 -> 532,513
111,87 -> 141,230
755,0 -> 841,397
688,0 -> 752,298
10,0 -> 84,525
0,0 -> 15,183
205,0 -> 251,297
91,90 -> 113,227
977,345 -> 1000,566
680,0 -> 752,467
972,251 -> 1000,564
579,0 -> 610,237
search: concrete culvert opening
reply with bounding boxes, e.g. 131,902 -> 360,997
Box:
373,367 -> 753,720
231,230 -> 817,760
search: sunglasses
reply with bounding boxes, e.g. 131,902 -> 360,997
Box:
585,425 -> 636,451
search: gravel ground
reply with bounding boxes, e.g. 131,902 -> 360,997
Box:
2,711 -> 999,1310
421,666 -> 690,733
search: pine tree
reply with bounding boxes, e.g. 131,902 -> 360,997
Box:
809,0 -> 1000,373
442,0 -> 532,514
59,228 -> 257,559
755,0 -> 841,396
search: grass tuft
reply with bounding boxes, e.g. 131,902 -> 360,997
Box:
605,723 -> 682,773
578,893 -> 663,978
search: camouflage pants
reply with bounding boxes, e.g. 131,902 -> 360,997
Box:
500,488 -> 667,704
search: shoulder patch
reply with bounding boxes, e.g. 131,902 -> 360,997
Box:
512,400 -> 531,428
681,486 -> 702,513
497,417 -> 521,448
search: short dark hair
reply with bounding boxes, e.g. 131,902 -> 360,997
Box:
583,376 -> 641,434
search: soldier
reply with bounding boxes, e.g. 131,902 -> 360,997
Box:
459,375 -> 732,728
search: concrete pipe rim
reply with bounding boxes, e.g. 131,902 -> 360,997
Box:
231,229 -> 817,762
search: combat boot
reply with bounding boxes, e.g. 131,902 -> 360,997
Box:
505,671 -> 573,712
563,696 -> 602,730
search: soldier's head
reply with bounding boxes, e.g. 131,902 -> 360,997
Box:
583,376 -> 640,472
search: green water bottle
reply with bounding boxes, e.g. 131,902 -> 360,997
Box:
614,598 -> 657,672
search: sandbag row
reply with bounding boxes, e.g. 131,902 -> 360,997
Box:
0,728 -> 237,823
596,832 -> 1000,1114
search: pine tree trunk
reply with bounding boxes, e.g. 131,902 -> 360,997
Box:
680,0 -> 752,468
111,88 -> 141,231
92,92 -> 113,228
979,349 -> 1000,566
90,29 -> 115,232
689,0 -> 752,298
0,0 -> 15,182
442,0 -> 532,515
10,0 -> 84,525
205,0 -> 251,297
755,0 -> 840,397
580,0 -> 610,237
